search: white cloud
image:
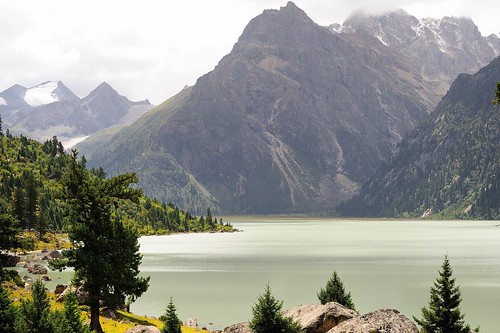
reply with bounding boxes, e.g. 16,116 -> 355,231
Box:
0,0 -> 498,105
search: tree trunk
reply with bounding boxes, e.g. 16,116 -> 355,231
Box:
90,301 -> 103,333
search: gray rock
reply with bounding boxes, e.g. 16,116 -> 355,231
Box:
283,303 -> 358,333
327,308 -> 418,333
42,250 -> 62,260
125,325 -> 160,333
27,263 -> 48,275
185,318 -> 198,328
56,285 -> 89,304
222,322 -> 252,333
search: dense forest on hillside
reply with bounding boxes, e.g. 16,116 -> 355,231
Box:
0,121 -> 232,240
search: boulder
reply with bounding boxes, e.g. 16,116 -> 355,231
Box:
327,309 -> 419,333
27,263 -> 48,274
125,325 -> 160,333
54,284 -> 67,295
222,322 -> 252,333
1,253 -> 20,267
185,318 -> 198,328
56,285 -> 89,304
42,250 -> 63,260
283,303 -> 358,333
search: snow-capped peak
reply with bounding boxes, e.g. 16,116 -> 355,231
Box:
24,81 -> 60,107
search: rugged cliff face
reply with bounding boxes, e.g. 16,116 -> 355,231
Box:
85,2 -> 499,214
338,56 -> 500,219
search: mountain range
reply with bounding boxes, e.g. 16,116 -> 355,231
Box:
78,2 -> 499,214
0,81 -> 153,147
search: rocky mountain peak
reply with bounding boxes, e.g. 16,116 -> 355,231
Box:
237,1 -> 316,46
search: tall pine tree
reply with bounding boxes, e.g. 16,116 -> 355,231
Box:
50,150 -> 149,333
414,255 -> 477,333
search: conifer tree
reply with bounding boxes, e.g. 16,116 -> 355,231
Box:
161,297 -> 182,333
16,279 -> 54,333
317,271 -> 356,310
59,292 -> 91,333
50,150 -> 149,333
250,284 -> 302,333
414,255 -> 477,333
0,270 -> 17,333
492,82 -> 500,105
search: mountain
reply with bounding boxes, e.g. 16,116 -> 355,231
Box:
84,2 -> 499,214
337,56 -> 500,219
330,9 -> 500,99
0,81 -> 153,147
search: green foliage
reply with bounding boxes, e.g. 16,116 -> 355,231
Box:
250,284 -> 302,333
0,129 -> 233,239
161,297 -> 182,333
57,292 -> 91,333
0,213 -> 21,252
51,151 -> 149,333
16,279 -> 54,333
492,82 -> 500,105
414,256 -> 478,333
0,282 -> 17,333
317,271 -> 356,310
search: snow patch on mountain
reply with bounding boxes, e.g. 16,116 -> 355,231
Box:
0,97 -> 6,105
24,81 -> 60,107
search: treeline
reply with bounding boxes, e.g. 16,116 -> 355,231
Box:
0,120 -> 232,239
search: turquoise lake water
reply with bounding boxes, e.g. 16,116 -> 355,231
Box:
127,218 -> 500,332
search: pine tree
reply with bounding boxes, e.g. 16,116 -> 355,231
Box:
161,297 -> 182,333
50,150 -> 149,333
250,284 -> 302,333
317,271 -> 356,310
16,279 -> 54,333
414,255 -> 477,333
0,280 -> 17,333
58,292 -> 91,333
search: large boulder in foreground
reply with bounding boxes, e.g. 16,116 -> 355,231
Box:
283,302 -> 358,333
125,325 -> 160,333
222,322 -> 252,333
327,309 -> 418,333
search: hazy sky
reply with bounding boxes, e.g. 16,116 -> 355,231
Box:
1,0 -> 499,105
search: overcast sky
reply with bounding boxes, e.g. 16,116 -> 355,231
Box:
1,0 -> 499,105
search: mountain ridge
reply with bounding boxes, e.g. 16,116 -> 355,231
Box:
0,81 -> 153,147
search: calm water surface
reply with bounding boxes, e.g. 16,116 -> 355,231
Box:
43,218 -> 498,331
127,218 -> 500,332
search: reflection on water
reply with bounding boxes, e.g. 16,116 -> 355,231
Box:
55,218 -> 500,332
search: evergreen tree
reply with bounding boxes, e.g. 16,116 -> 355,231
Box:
0,213 -> 21,254
492,82 -> 500,105
161,297 -> 182,333
16,279 -> 54,333
317,271 -> 356,310
0,275 -> 17,333
58,292 -> 91,333
50,150 -> 149,333
414,255 -> 477,333
24,171 -> 40,232
250,284 -> 302,333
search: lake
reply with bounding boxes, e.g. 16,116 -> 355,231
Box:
129,217 -> 500,332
